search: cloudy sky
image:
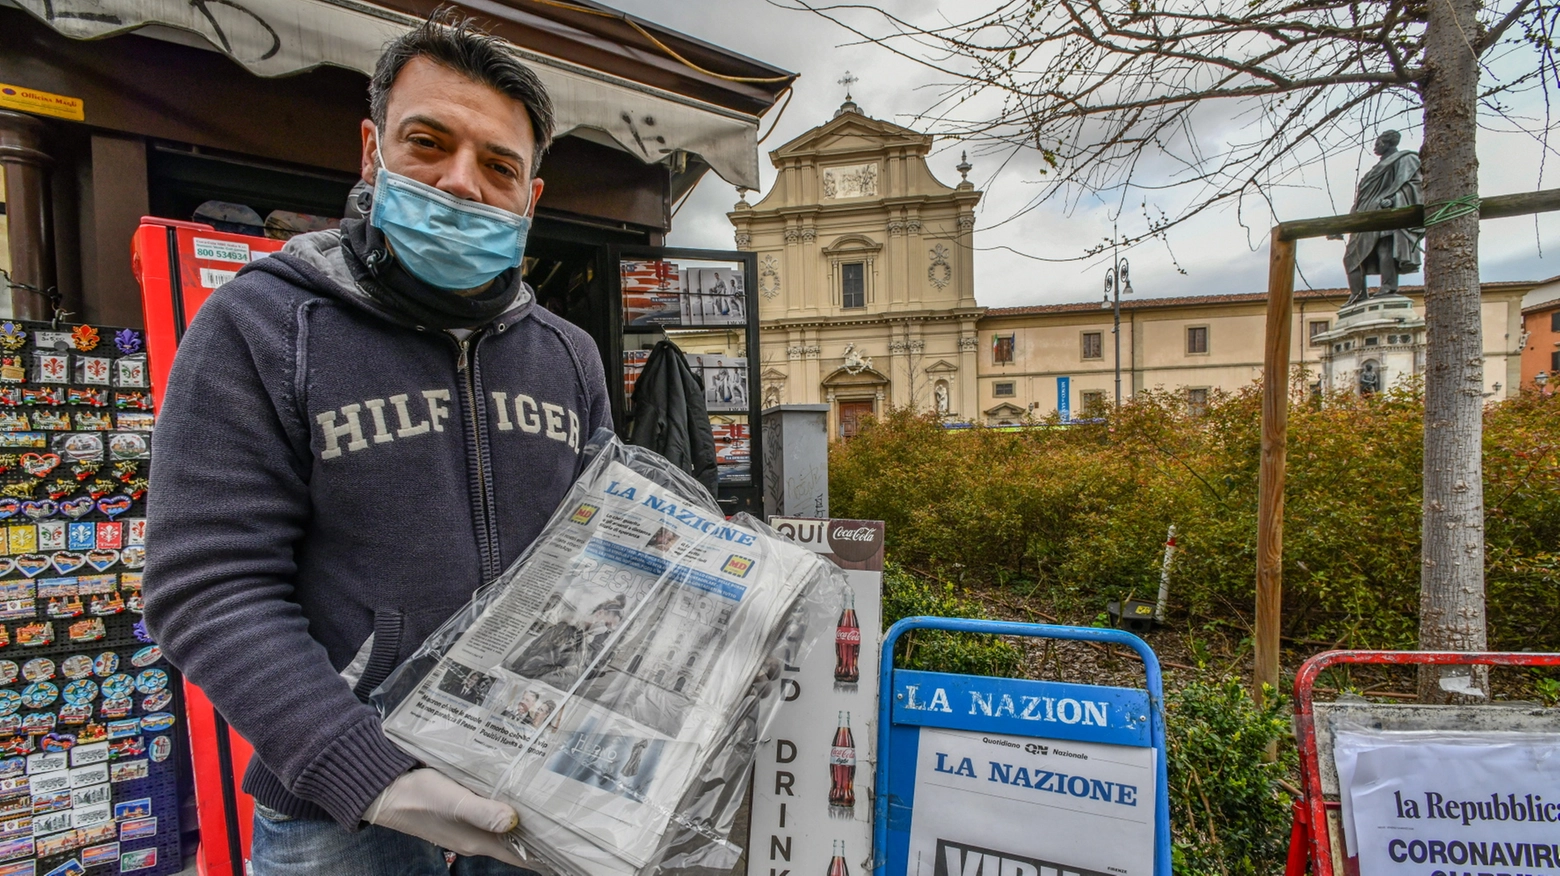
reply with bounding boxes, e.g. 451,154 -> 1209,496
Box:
610,0 -> 1558,309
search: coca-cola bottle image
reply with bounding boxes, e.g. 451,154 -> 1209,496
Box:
828,711 -> 856,814
834,589 -> 860,686
828,840 -> 850,876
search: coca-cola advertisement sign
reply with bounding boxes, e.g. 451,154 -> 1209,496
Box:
826,521 -> 883,565
749,519 -> 883,876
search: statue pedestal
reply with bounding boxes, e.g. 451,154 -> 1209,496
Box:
1315,294 -> 1425,396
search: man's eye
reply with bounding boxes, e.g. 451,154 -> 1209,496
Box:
409,136 -> 439,149
490,164 -> 517,179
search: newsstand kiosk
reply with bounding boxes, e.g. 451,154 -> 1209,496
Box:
131,217 -> 762,874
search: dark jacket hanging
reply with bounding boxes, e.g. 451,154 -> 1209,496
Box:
628,339 -> 719,495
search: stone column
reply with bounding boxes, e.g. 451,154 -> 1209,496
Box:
0,111 -> 55,319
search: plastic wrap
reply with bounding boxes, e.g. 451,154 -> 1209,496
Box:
372,430 -> 846,876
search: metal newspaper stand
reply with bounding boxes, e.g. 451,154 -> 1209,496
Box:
1288,649 -> 1560,876
874,618 -> 1171,876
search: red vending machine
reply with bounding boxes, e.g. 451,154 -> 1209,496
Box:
131,217 -> 286,876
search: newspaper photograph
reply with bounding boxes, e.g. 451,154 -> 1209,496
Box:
378,435 -> 843,876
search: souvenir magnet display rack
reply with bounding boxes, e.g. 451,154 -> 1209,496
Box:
0,318 -> 183,875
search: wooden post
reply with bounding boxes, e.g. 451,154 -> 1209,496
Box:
1254,231 -> 1296,704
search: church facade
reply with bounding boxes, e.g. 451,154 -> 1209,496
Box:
730,99 -> 982,439
733,103 -> 1537,438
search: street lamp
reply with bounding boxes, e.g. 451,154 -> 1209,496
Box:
1102,245 -> 1134,406
1537,371 -> 1550,395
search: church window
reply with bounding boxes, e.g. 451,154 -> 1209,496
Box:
1186,325 -> 1209,355
993,334 -> 1015,364
1186,388 -> 1209,416
1309,320 -> 1330,345
1551,311 -> 1560,332
1081,331 -> 1103,360
994,382 -> 1015,397
841,262 -> 865,309
1365,336 -> 1379,346
1080,390 -> 1105,413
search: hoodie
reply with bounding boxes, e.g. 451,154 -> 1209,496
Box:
143,227 -> 612,827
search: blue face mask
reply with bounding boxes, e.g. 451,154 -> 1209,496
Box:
369,147 -> 531,291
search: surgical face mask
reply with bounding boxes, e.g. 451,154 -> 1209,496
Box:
369,142 -> 531,291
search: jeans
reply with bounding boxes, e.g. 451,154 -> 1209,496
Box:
251,804 -> 543,876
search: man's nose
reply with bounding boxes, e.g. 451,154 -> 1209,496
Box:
435,147 -> 485,203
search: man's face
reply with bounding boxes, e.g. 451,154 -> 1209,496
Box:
1374,134 -> 1396,156
361,56 -> 544,218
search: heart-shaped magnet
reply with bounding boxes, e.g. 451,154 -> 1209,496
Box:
59,497 -> 93,520
50,552 -> 86,575
96,496 -> 132,519
21,500 -> 56,520
19,453 -> 60,478
0,499 -> 18,521
84,550 -> 118,572
14,555 -> 50,578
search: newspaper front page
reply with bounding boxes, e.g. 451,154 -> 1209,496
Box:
381,450 -> 838,876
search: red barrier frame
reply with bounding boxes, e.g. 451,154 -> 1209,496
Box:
1288,650 -> 1560,876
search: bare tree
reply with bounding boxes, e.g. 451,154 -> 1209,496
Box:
782,0 -> 1558,700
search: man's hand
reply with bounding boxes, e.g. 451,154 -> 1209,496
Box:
364,768 -> 527,865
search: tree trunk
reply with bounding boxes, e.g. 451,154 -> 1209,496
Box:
1417,0 -> 1487,701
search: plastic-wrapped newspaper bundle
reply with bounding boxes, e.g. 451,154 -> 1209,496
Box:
373,432 -> 845,876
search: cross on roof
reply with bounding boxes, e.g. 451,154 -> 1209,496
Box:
838,71 -> 858,98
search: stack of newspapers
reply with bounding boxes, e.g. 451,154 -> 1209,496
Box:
377,434 -> 842,876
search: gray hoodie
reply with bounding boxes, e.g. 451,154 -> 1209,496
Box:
144,229 -> 612,826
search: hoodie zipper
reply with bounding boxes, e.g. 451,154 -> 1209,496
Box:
451,331 -> 501,581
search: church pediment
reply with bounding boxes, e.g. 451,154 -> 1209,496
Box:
822,365 -> 890,387
984,403 -> 1027,418
761,368 -> 789,381
772,110 -> 931,159
821,234 -> 882,255
925,359 -> 958,374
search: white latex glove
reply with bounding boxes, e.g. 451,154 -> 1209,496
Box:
364,768 -> 528,865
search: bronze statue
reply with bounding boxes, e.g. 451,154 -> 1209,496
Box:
1332,131 -> 1424,304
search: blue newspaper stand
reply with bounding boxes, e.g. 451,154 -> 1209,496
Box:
874,617 -> 1170,876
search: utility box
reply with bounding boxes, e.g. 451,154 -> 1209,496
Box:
761,404 -> 830,520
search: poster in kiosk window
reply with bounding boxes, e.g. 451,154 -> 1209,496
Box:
875,618 -> 1169,876
748,519 -> 883,876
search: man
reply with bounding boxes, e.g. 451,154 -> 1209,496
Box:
1334,130 -> 1424,304
144,11 -> 611,874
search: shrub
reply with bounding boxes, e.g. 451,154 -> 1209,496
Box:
881,562 -> 1022,677
832,386 -> 1560,652
1165,679 -> 1296,876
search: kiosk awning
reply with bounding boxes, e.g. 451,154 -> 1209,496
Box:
9,0 -> 767,189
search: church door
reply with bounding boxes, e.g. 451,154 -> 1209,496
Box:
839,400 -> 875,439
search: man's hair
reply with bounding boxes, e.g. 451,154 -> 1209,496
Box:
370,8 -> 556,175
1378,130 -> 1401,147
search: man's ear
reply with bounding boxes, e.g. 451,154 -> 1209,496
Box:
360,119 -> 380,185
525,176 -> 545,219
